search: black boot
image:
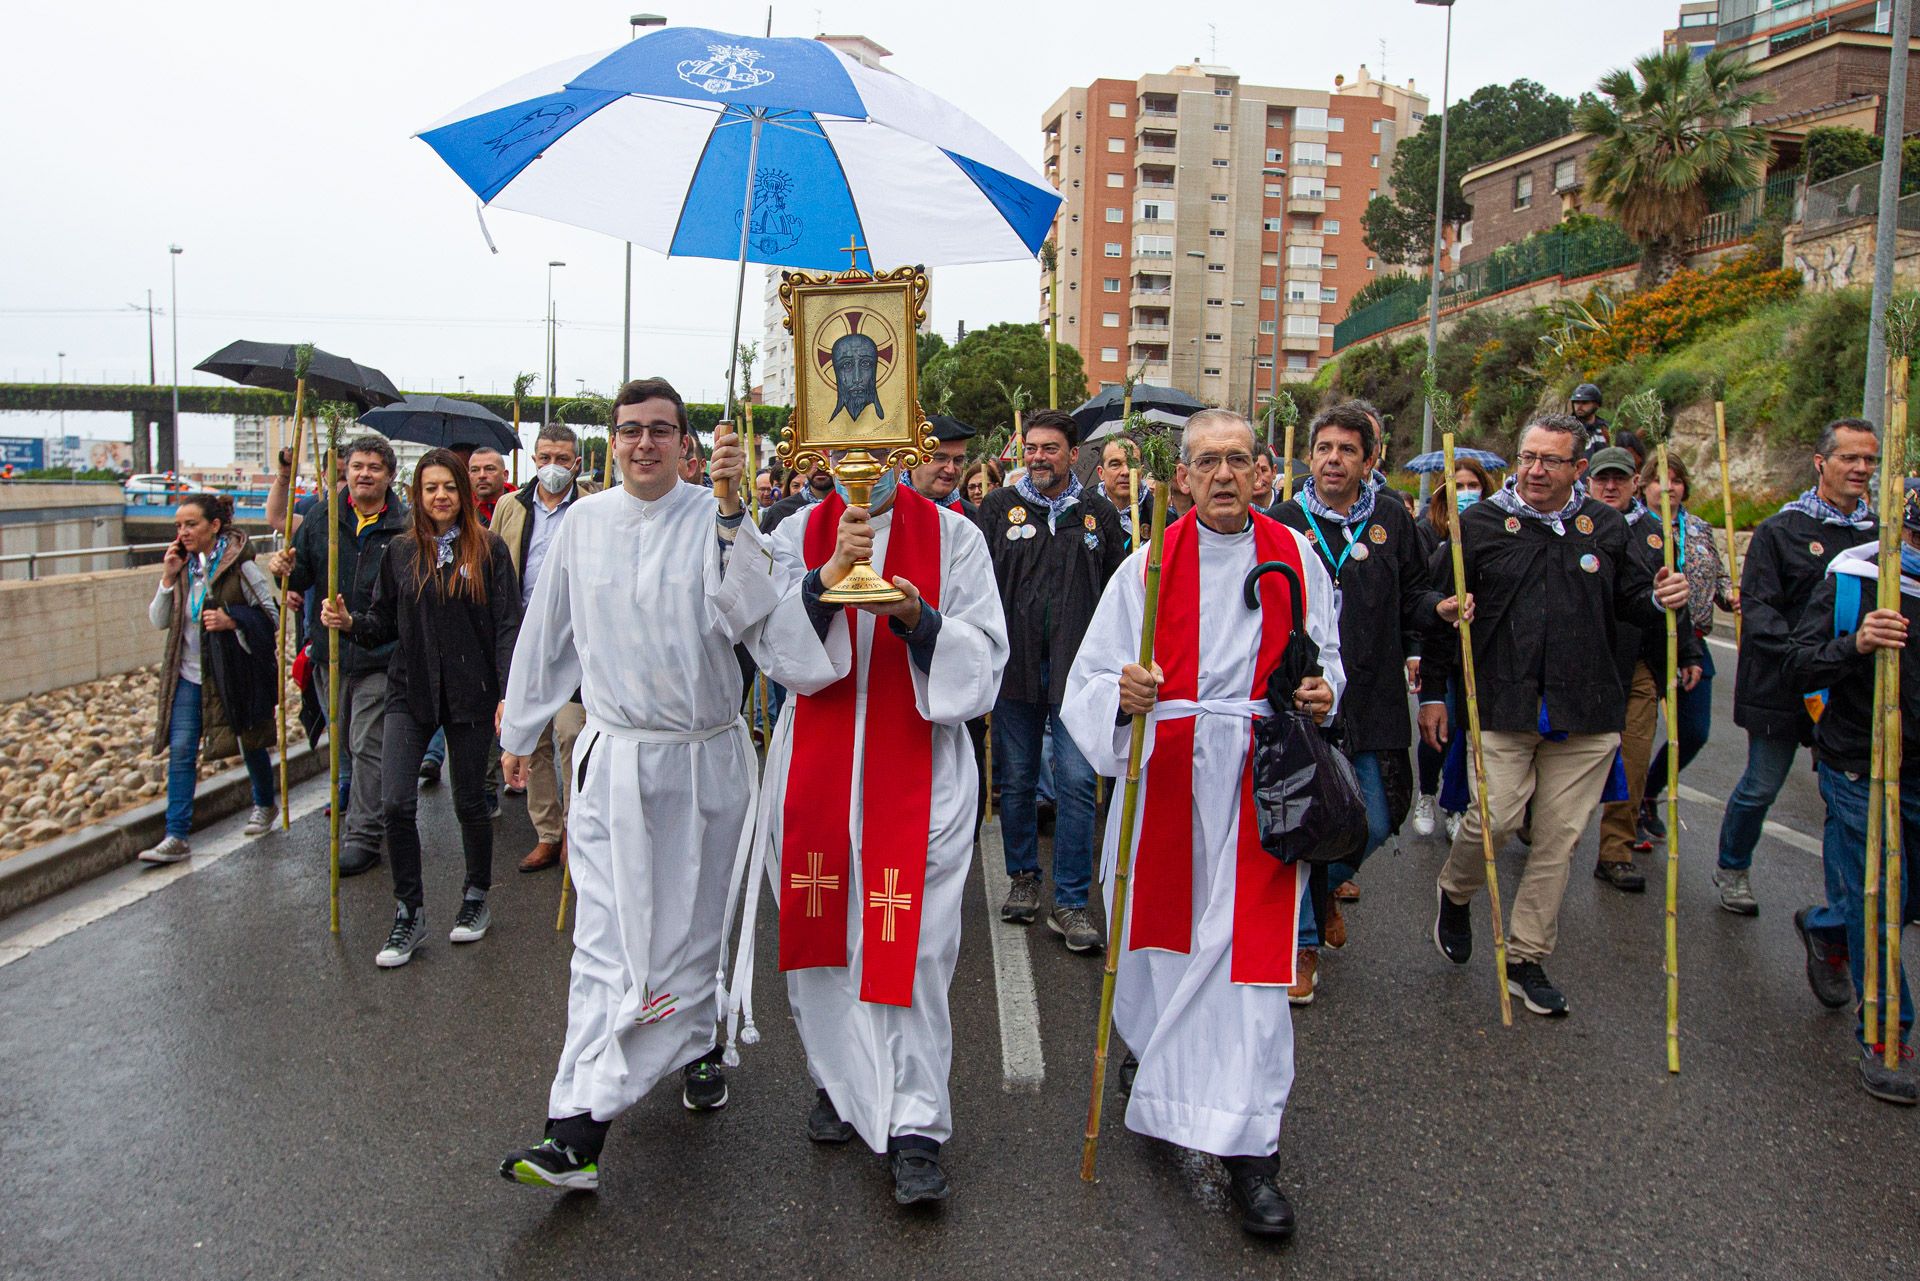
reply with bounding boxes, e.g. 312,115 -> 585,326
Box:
1117,1051 -> 1139,1098
806,1089 -> 855,1143
1221,1154 -> 1295,1238
887,1137 -> 952,1205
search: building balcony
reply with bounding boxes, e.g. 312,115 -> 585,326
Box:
1137,179 -> 1175,190
1138,144 -> 1177,158
1129,324 -> 1172,345
1130,287 -> 1173,307
1286,194 -> 1326,215
1280,332 -> 1323,352
1130,254 -> 1174,273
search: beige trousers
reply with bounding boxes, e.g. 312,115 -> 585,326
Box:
527,703 -> 587,843
1439,726 -> 1621,963
1598,664 -> 1658,866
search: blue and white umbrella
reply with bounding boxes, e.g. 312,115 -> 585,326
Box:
1403,447 -> 1508,474
418,27 -> 1061,411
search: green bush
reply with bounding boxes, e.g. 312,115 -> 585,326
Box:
1650,365 -> 1703,416
1803,126 -> 1880,184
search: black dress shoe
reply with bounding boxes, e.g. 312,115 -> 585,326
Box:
806,1090 -> 854,1143
888,1142 -> 952,1205
1117,1051 -> 1139,1098
1594,860 -> 1647,893
338,846 -> 380,878
1221,1156 -> 1296,1239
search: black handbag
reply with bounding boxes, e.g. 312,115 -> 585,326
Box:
1243,559 -> 1368,867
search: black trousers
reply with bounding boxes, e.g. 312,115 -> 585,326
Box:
380,710 -> 494,911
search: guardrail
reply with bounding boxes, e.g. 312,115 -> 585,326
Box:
0,534 -> 280,582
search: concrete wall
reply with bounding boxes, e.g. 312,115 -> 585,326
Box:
0,567 -> 164,703
1786,216 -> 1920,293
0,482 -> 126,581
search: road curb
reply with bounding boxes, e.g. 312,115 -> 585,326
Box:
0,743 -> 328,921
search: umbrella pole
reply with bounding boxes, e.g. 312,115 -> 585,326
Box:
325,440 -> 342,936
512,399 -> 521,487
1715,402 -> 1742,649
1656,446 -> 1682,1074
1443,434 -> 1514,1027
715,111 -> 765,514
276,386 -> 307,832
1083,479 -> 1171,1183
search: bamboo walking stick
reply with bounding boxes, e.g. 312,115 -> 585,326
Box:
1714,402 -> 1742,648
1082,475 -> 1171,1183
1282,414 -> 1297,503
324,423 -> 342,936
1880,351 -> 1910,1064
1656,445 -> 1682,1074
556,860 -> 572,933
1443,433 -> 1514,1027
275,358 -> 310,832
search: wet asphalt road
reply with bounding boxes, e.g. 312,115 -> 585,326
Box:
3,635 -> 1917,1280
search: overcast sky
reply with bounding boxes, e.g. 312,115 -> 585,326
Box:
2,0 -> 1685,465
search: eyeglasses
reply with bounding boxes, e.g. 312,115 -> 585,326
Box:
1514,452 -> 1576,471
1823,451 -> 1881,468
1188,452 -> 1255,475
613,424 -> 680,445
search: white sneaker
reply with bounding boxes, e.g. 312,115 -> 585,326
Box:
137,835 -> 191,864
243,805 -> 274,837
449,896 -> 491,944
376,906 -> 426,968
1444,812 -> 1462,843
1412,794 -> 1437,837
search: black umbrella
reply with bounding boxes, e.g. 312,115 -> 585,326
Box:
1069,382 -> 1206,435
195,340 -> 403,409
357,395 -> 519,453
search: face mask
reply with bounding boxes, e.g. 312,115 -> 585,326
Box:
835,468 -> 899,511
1455,488 -> 1480,513
536,463 -> 574,495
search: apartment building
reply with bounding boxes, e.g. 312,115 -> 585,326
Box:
1668,4 -> 1920,137
1040,63 -> 1425,401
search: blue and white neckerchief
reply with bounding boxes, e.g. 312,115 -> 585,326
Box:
1014,470 -> 1083,532
1486,477 -> 1588,536
1782,487 -> 1874,529
434,526 -> 458,568
1622,498 -> 1650,526
186,540 -> 226,622
1903,544 -> 1920,581
1298,476 -> 1379,579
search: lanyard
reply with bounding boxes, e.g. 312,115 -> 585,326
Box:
1672,510 -> 1687,571
1303,510 -> 1366,581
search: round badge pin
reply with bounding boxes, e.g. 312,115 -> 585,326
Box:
1579,553 -> 1600,573
1351,543 -> 1371,561
1809,540 -> 1824,557
1009,506 -> 1028,525
1368,524 -> 1387,545
1575,514 -> 1594,535
1504,516 -> 1522,534
1022,524 -> 1038,540
1004,527 -> 1021,542
1083,513 -> 1098,531
1647,533 -> 1663,550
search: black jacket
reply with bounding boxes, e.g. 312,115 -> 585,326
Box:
760,489 -> 824,535
1268,493 -> 1440,753
1610,507 -> 1704,686
978,484 -> 1129,705
1453,495 -> 1665,736
347,531 -> 521,724
1787,551 -> 1920,779
1735,507 -> 1878,742
283,490 -> 410,674
205,603 -> 280,739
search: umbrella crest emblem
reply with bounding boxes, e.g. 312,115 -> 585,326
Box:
677,44 -> 775,95
483,104 -> 577,156
739,168 -> 804,254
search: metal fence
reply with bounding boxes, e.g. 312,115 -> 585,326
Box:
0,534 -> 279,582
1802,160 -> 1920,234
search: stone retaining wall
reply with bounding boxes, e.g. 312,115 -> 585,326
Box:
0,567 -> 165,703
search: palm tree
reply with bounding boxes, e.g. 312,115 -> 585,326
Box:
1575,48 -> 1770,288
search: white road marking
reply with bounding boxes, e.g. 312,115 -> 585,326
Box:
1677,783 -> 1822,858
1706,636 -> 1737,655
0,780 -> 330,970
976,818 -> 1045,1093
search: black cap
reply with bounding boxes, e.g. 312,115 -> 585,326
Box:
928,414 -> 976,443
1571,383 -> 1603,405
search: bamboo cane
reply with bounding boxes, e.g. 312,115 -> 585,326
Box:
325,439 -> 342,935
1282,415 -> 1297,504
982,713 -> 994,827
1129,465 -> 1141,553
556,859 -> 571,933
1656,445 -> 1682,1074
1861,394 -> 1906,1043
1081,479 -> 1172,1183
1443,434 -> 1514,1027
1881,356 -> 1909,1065
275,391 -> 307,833
1714,402 -> 1742,648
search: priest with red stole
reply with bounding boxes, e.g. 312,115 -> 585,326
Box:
727,456 -> 1007,1206
1063,409 -> 1344,1240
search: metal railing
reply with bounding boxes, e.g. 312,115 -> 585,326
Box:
1804,159 -> 1901,232
0,534 -> 279,582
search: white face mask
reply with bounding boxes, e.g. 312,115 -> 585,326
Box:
536,463 -> 574,495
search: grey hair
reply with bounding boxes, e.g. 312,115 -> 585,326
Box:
535,422 -> 579,450
1815,417 -> 1878,456
1180,408 -> 1257,462
1519,413 -> 1588,453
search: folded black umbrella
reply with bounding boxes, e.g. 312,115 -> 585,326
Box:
357,395 -> 518,453
196,341 -> 403,409
1069,382 -> 1206,435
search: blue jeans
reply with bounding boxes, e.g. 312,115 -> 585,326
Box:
1716,731 -> 1801,872
1816,764 -> 1916,1048
1299,750 -> 1393,947
165,678 -> 275,839
421,726 -> 447,769
1646,646 -> 1714,799
996,678 -> 1097,908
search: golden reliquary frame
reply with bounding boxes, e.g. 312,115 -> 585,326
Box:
777,257 -> 936,604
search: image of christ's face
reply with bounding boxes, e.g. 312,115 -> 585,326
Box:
829,333 -> 883,423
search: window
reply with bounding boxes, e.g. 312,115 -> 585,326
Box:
1285,315 -> 1319,337
1680,10 -> 1716,26
1106,173 -> 1125,188
1293,142 -> 1326,165
1320,286 -> 1339,303
1287,354 -> 1309,371
1319,323 -> 1335,338
1105,242 -> 1124,258
1257,357 -> 1273,370
1368,187 -> 1377,199
1265,184 -> 1283,197
1134,235 -> 1172,257
1102,277 -> 1122,293
1554,159 -> 1578,191
1102,312 -> 1119,327
1107,138 -> 1126,153
1258,320 -> 1276,335
1260,285 -> 1277,300
1138,199 -> 1172,221
1370,155 -> 1379,168
1211,158 -> 1230,167
1074,145 -> 1082,154
1207,263 -> 1226,272
1366,257 -> 1375,270
1105,207 -> 1124,223
1263,217 -> 1283,232
1209,227 -> 1228,237
1070,213 -> 1080,223
1286,278 -> 1312,300
1101,347 -> 1120,362
1072,179 -> 1081,188
1327,116 -> 1345,132
1514,172 -> 1533,209
1266,148 -> 1286,163
1411,110 -> 1426,123
1291,175 -> 1326,198
1324,219 -> 1341,234
1371,120 -> 1383,134
1214,123 -> 1231,132
1210,193 -> 1229,202
1206,297 -> 1225,307
1288,245 -> 1322,267
1214,87 -> 1232,96
1295,106 -> 1328,131
1325,186 -> 1343,199
1203,367 -> 1223,376
1262,252 -> 1279,266
1327,152 -> 1343,166
1204,332 -> 1223,342
1109,101 -> 1128,117
1323,254 -> 1339,269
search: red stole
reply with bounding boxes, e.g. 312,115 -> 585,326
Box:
1131,509 -> 1302,986
778,486 -> 942,1007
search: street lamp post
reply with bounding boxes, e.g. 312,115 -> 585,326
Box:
546,260 -> 566,427
1415,0 -> 1456,504
1230,299 -> 1250,415
1262,165 -> 1287,449
622,15 -> 669,387
168,244 -> 183,472
57,351 -> 65,439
